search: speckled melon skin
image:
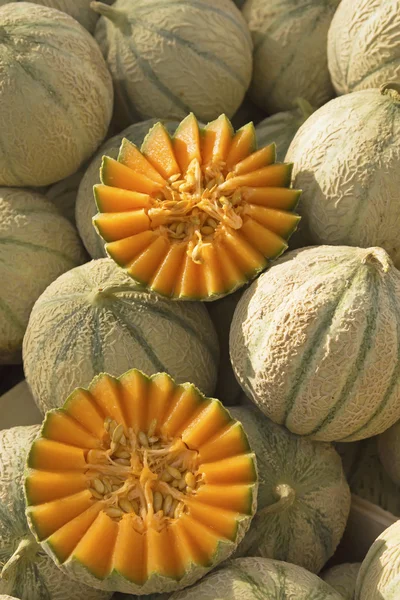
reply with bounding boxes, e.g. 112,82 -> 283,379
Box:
355,520 -> 400,600
76,120 -> 179,259
327,0 -> 400,95
242,0 -> 340,113
378,420 -> 400,487
230,245 -> 400,442
0,188 -> 86,364
229,404 -> 350,573
92,0 -> 252,125
285,87 -> 400,266
0,426 -> 111,600
321,563 -> 361,600
23,258 -> 219,414
0,3 -> 113,187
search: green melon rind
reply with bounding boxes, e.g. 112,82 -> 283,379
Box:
321,563 -> 361,600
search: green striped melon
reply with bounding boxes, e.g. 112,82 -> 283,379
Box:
321,563 -> 361,600
46,168 -> 85,224
230,245 -> 400,442
286,86 -> 400,265
243,0 -> 340,113
22,258 -> 219,414
378,420 -> 400,487
0,188 -> 86,364
328,0 -> 400,95
0,3 -> 113,187
169,558 -> 344,599
91,0 -> 252,126
76,120 -> 178,259
0,425 -> 111,600
229,404 -> 350,573
355,520 -> 400,600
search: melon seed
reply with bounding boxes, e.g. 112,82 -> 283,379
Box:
185,472 -> 196,488
178,478 -> 187,491
120,434 -> 127,446
207,218 -> 218,229
201,225 -> 214,236
115,450 -> 131,459
148,418 -> 158,438
160,471 -> 173,482
105,507 -> 124,518
114,458 -> 131,466
131,499 -> 140,514
163,494 -> 173,514
148,436 -> 159,444
104,417 -> 112,432
153,491 -> 163,513
167,465 -> 182,479
89,488 -> 104,500
119,498 -> 135,514
174,501 -> 185,519
172,480 -> 180,488
169,499 -> 179,518
112,424 -> 124,444
93,478 -> 105,494
138,431 -> 149,447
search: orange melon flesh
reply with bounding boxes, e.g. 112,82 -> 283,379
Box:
201,243 -> 225,297
118,138 -> 166,185
28,439 -> 87,471
89,375 -> 127,427
113,517 -> 146,584
173,113 -> 202,173
241,217 -> 287,258
149,242 -> 187,297
106,231 -> 155,267
63,389 -> 105,439
161,386 -> 209,438
178,515 -> 221,566
127,236 -> 169,284
214,241 -> 246,291
181,402 -> 232,449
221,229 -> 267,275
185,500 -> 238,541
195,484 -> 253,513
146,526 -> 184,580
142,123 -> 181,180
174,252 -> 208,299
198,422 -> 250,463
201,115 -> 233,164
93,210 -> 150,243
26,471 -> 88,505
245,204 -> 301,237
145,373 -> 176,432
72,512 -> 119,579
101,157 -> 164,195
42,411 -> 101,449
201,455 -> 257,485
219,163 -> 293,192
225,123 -> 256,170
119,369 -> 149,433
94,185 -> 152,213
233,144 -> 276,175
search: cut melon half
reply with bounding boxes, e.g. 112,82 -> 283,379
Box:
24,370 -> 257,595
92,113 -> 301,300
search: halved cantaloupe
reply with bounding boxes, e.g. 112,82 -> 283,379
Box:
24,370 -> 257,595
92,113 -> 301,300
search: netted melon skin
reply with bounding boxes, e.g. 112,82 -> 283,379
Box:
321,563 -> 361,600
230,245 -> 400,442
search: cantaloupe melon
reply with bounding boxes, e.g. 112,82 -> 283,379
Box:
378,421 -> 400,487
23,258 -> 219,414
0,425 -> 111,600
230,245 -> 400,442
242,0 -> 340,113
355,520 -> 400,599
93,113 -> 301,300
24,370 -> 257,594
328,0 -> 400,95
46,168 -> 85,224
286,86 -> 400,266
76,120 -> 179,259
0,3 -> 113,187
91,0 -> 253,125
230,404 -> 350,573
0,188 -> 86,364
321,563 -> 361,600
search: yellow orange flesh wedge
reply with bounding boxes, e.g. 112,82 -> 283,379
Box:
24,370 -> 257,593
93,115 -> 301,300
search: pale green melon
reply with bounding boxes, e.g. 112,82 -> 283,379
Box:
243,0 -> 340,113
91,0 -> 252,126
321,563 -> 361,600
328,0 -> 400,95
229,404 -> 350,573
378,420 -> 400,487
169,558 -> 344,599
0,3 -> 113,187
0,188 -> 86,364
230,245 -> 400,442
23,258 -> 219,414
76,120 -> 179,259
286,87 -> 400,266
0,425 -> 111,600
355,520 -> 400,600
46,168 -> 86,224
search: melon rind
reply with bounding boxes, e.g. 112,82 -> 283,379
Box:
321,563 -> 361,600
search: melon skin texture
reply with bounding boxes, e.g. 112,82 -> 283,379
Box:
0,425 -> 111,600
356,520 -> 400,600
0,188 -> 86,364
46,168 -> 86,225
286,87 -> 400,266
23,257 -> 219,414
0,3 -> 113,187
321,563 -> 361,600
229,405 -> 350,573
327,0 -> 400,95
230,245 -> 400,442
378,421 -> 400,487
76,120 -> 178,259
242,0 -> 340,113
169,557 -> 344,600
91,0 -> 252,125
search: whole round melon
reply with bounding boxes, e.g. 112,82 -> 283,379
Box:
328,0 -> 400,95
230,245 -> 400,442
0,2 -> 113,187
378,421 -> 400,487
46,168 -> 85,224
286,86 -> 400,266
229,404 -> 350,573
169,558 -> 344,600
91,0 -> 252,125
355,520 -> 400,600
0,188 -> 86,364
321,563 -> 361,600
0,425 -> 111,600
23,258 -> 219,414
242,0 -> 340,113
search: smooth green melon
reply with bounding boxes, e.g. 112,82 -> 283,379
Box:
378,420 -> 400,487
23,258 -> 219,414
321,563 -> 361,600
286,86 -> 400,265
243,0 -> 340,113
0,188 -> 86,364
46,168 -> 86,224
0,425 -> 111,600
230,245 -> 400,442
328,0 -> 400,95
0,3 -> 113,187
229,404 -> 350,573
91,0 -> 252,126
